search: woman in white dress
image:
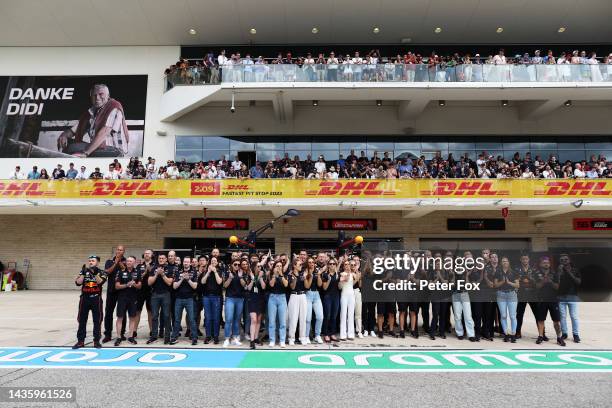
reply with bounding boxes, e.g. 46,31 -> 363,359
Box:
338,258 -> 355,340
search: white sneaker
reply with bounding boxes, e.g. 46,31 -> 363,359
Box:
363,331 -> 369,337
357,332 -> 364,339
280,343 -> 286,348
301,337 -> 310,345
288,339 -> 295,346
370,331 -> 376,337
223,339 -> 230,348
231,337 -> 242,346
268,342 -> 275,348
314,336 -> 324,344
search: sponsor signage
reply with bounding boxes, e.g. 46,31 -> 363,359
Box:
0,180 -> 611,200
447,218 -> 506,231
191,218 -> 249,230
0,75 -> 147,158
0,348 -> 611,372
573,218 -> 612,230
319,219 -> 377,231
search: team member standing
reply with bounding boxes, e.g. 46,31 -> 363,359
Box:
287,258 -> 311,346
515,253 -> 538,339
481,251 -> 498,341
534,256 -> 565,346
494,255 -> 520,343
557,253 -> 581,343
114,256 -> 142,346
246,263 -> 266,349
147,253 -> 174,345
321,258 -> 341,342
201,256 -> 223,344
73,255 -> 106,349
267,260 -> 288,347
134,249 -> 155,339
223,259 -> 247,347
428,256 -> 449,340
102,245 -> 126,343
304,257 -> 324,344
466,251 -> 485,340
171,256 -> 199,345
351,257 -> 364,338
339,259 -> 356,340
450,261 -> 477,342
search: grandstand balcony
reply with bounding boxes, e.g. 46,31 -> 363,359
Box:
160,63 -> 612,122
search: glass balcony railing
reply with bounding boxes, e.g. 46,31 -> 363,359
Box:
164,63 -> 612,90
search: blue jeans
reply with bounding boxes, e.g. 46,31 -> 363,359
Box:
172,298 -> 197,340
558,295 -> 579,335
497,290 -> 518,335
150,292 -> 171,340
203,295 -> 221,338
305,290 -> 324,337
224,297 -> 243,339
267,293 -> 287,344
322,294 -> 340,336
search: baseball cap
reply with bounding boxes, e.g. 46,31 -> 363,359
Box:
88,255 -> 100,261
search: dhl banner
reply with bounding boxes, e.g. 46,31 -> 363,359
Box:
0,179 -> 611,199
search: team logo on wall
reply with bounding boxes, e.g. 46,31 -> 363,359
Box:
0,75 -> 147,158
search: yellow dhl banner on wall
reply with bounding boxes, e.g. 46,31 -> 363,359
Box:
0,179 -> 611,199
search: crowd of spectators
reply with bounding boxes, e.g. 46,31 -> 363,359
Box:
165,48 -> 612,85
8,150 -> 612,181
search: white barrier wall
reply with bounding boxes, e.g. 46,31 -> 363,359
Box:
0,46 -> 179,176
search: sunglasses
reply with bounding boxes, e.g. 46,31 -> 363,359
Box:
329,262 -> 337,265
232,262 -> 239,266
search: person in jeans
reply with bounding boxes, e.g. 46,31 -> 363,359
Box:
201,256 -> 223,344
304,257 -> 324,344
534,256 -> 566,346
450,262 -> 477,342
338,259 -> 356,340
287,258 -> 312,346
170,256 -> 198,345
321,258 -> 341,342
267,260 -> 288,347
494,255 -> 520,343
147,253 -> 174,344
557,253 -> 582,343
222,259 -> 247,347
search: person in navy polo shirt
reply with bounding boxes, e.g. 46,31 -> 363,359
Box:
102,245 -> 127,343
147,253 -> 174,344
114,256 -> 142,346
170,256 -> 199,345
73,255 -> 106,349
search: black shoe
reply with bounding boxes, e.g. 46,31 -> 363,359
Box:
510,335 -> 516,343
146,336 -> 157,344
250,340 -> 256,350
102,336 -> 112,344
457,335 -> 464,340
503,334 -> 509,342
485,336 -> 494,342
128,337 -> 137,345
573,334 -> 581,343
204,336 -> 211,344
169,338 -> 178,345
515,331 -> 522,339
557,337 -> 567,347
411,330 -> 419,339
120,335 -> 127,341
439,334 -> 446,339
72,341 -> 84,349
93,341 -> 102,349
191,339 -> 198,346
542,335 -> 550,342
114,338 -> 122,346
377,332 -> 384,339
399,331 -> 405,339
468,337 -> 477,342
213,337 -> 219,344
536,336 -> 544,344
163,339 -> 170,345
429,333 -> 435,340
255,338 -> 262,345
562,333 -> 568,340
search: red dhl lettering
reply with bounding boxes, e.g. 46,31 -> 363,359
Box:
0,182 -> 48,196
81,182 -> 165,196
314,181 -> 394,196
539,181 -> 611,196
424,181 -> 506,196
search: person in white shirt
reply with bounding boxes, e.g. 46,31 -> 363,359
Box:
231,156 -> 242,171
217,50 -> 228,66
352,52 -> 363,81
242,54 -> 254,82
75,166 -> 89,180
314,156 -> 326,174
166,162 -> 179,179
8,166 -> 25,180
573,163 -> 586,178
326,166 -> 339,180
478,162 -> 491,178
104,164 -> 121,180
327,52 -> 339,81
542,165 -> 556,179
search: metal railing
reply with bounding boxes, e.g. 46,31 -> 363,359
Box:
164,63 -> 612,90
